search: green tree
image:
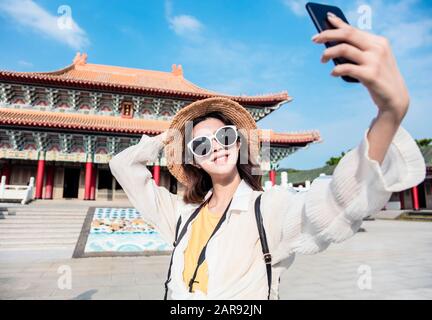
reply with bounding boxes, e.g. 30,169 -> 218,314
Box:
415,138 -> 432,148
277,168 -> 300,173
325,150 -> 350,166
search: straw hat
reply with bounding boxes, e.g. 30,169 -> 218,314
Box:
163,97 -> 260,187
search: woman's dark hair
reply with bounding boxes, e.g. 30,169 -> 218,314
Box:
182,111 -> 263,204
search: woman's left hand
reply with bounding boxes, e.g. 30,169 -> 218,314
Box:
313,12 -> 409,123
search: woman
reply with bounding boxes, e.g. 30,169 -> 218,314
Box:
109,13 -> 426,300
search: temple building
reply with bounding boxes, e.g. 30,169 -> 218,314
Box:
0,52 -> 320,201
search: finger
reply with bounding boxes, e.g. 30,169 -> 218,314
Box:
313,25 -> 369,51
321,43 -> 365,64
326,12 -> 349,29
331,64 -> 369,83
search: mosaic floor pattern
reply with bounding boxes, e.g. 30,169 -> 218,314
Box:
74,207 -> 171,258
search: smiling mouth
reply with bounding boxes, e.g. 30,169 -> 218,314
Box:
213,153 -> 229,163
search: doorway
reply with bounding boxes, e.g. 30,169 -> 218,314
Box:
63,167 -> 80,198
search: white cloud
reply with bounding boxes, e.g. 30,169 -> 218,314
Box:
0,0 -> 89,50
381,19 -> 432,54
282,0 -> 308,16
17,60 -> 33,67
164,0 -> 202,39
382,18 -> 432,54
169,15 -> 202,36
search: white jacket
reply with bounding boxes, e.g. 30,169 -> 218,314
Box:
108,124 -> 426,300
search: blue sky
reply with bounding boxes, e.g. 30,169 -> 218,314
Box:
0,0 -> 431,170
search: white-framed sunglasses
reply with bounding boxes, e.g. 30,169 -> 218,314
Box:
187,125 -> 239,157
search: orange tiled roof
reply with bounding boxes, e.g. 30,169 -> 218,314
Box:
0,107 -> 320,145
0,52 -> 291,105
0,107 -> 170,135
260,129 -> 321,144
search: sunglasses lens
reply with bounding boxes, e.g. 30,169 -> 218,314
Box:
191,137 -> 211,156
216,127 -> 237,146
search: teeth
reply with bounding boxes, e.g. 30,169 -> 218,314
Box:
214,154 -> 227,162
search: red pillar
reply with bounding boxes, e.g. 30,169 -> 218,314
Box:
153,165 -> 160,186
90,165 -> 97,200
35,157 -> 45,199
412,186 -> 419,211
1,162 -> 11,185
399,191 -> 405,210
269,170 -> 276,186
84,161 -> 93,200
44,165 -> 55,199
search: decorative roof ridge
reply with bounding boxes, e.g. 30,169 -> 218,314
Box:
23,52 -> 86,76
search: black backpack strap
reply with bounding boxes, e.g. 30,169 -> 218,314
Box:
163,214 -> 182,300
163,198 -> 211,300
254,193 -> 272,300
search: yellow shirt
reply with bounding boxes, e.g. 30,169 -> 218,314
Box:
182,203 -> 221,294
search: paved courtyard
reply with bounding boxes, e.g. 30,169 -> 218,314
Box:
1,219 -> 431,300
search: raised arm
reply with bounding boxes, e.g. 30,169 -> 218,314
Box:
108,131 -> 184,244
265,13 -> 427,259
263,123 -> 425,264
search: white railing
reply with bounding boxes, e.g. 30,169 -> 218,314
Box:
0,176 -> 35,204
263,172 -> 329,192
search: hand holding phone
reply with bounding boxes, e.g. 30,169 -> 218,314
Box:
306,2 -> 360,83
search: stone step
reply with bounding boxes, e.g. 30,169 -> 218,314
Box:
5,213 -> 87,217
5,211 -> 87,215
0,239 -> 78,246
0,238 -> 77,248
0,224 -> 84,231
6,212 -> 88,216
7,205 -> 89,208
5,214 -> 87,218
0,228 -> 81,234
0,220 -> 83,230
6,210 -> 89,214
0,204 -> 105,252
0,215 -> 86,221
0,219 -> 85,224
0,232 -> 80,240
7,214 -> 85,221
0,239 -> 79,245
0,244 -> 76,250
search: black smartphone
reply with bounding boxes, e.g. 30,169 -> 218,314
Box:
305,2 -> 360,83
